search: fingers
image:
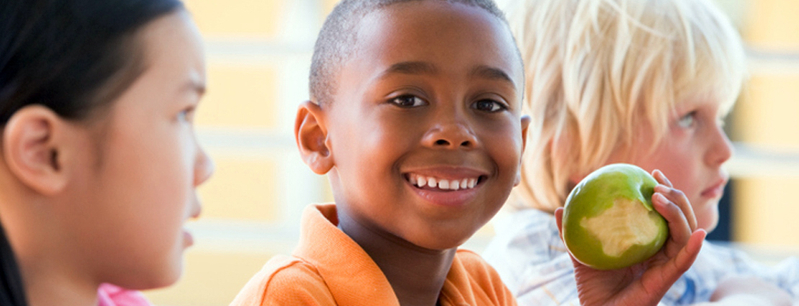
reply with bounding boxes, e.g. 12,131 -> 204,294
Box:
654,184 -> 697,231
555,207 -> 564,239
669,229 -> 705,281
652,192 -> 692,247
652,169 -> 672,188
642,229 -> 705,301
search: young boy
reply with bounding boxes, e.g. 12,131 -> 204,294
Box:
483,0 -> 799,305
231,0 -> 703,305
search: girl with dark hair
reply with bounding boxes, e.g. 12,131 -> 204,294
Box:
0,0 -> 214,305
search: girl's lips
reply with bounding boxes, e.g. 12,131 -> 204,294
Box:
183,230 -> 194,248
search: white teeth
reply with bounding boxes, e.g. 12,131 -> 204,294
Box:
427,177 -> 436,188
409,174 -> 480,190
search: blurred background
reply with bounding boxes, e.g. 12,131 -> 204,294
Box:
143,0 -> 799,304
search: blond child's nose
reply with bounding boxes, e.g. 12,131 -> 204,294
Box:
707,124 -> 733,166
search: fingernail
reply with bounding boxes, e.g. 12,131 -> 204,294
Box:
654,192 -> 667,204
654,184 -> 668,193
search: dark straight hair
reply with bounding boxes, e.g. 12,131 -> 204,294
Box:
0,0 -> 183,304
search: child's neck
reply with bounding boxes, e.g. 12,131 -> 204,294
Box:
338,211 -> 456,306
20,254 -> 99,306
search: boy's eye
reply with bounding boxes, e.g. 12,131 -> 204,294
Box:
677,111 -> 696,128
472,99 -> 506,112
389,95 -> 427,108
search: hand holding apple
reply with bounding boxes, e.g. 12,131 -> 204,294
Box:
555,166 -> 706,306
562,163 -> 668,270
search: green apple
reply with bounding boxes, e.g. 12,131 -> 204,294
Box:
562,163 -> 668,270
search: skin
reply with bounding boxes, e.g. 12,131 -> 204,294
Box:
0,11 -> 212,306
556,169 -> 706,306
605,95 -> 733,232
579,96 -> 791,304
296,2 -> 528,305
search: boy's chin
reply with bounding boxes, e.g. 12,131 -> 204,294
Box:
402,229 -> 475,251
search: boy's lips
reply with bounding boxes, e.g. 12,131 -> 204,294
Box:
402,167 -> 489,207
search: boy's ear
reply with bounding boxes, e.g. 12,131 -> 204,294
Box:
2,105 -> 71,195
514,115 -> 531,186
295,101 -> 334,174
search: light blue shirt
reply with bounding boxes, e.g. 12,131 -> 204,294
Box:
483,208 -> 799,305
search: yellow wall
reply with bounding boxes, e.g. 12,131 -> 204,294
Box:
184,0 -> 284,36
143,1 -> 315,305
734,0 -> 799,245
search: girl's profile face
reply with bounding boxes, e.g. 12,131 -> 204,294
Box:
67,11 -> 213,288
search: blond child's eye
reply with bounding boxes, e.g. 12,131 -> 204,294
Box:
677,111 -> 696,128
389,95 -> 427,108
472,99 -> 506,113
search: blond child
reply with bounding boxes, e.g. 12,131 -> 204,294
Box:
483,0 -> 798,305
231,0 -> 704,305
0,1 -> 213,305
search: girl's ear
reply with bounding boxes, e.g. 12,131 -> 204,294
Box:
295,101 -> 334,174
2,105 -> 71,195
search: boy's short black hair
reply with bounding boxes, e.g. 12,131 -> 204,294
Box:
310,0 -> 510,105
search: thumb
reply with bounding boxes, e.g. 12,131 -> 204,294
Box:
555,207 -> 564,241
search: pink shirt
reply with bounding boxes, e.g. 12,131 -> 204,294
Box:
97,284 -> 151,306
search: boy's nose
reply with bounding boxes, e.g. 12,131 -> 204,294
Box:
706,124 -> 733,166
421,122 -> 478,150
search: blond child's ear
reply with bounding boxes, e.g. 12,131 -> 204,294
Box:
2,105 -> 73,195
515,115 -> 532,186
295,101 -> 334,174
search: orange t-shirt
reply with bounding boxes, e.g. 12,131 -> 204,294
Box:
230,204 -> 517,306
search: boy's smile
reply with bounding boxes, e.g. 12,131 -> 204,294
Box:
309,1 -> 528,250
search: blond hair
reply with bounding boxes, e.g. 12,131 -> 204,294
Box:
506,0 -> 746,213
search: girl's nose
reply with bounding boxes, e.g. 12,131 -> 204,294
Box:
194,145 -> 215,186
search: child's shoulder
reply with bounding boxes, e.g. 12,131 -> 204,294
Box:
230,255 -> 335,306
448,250 -> 516,305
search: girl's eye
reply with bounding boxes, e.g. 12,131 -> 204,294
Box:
472,99 -> 506,112
678,111 -> 696,128
389,95 -> 427,108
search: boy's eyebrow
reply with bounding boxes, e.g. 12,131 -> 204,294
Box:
378,61 -> 439,78
470,65 -> 514,86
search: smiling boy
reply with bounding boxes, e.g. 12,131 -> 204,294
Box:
231,0 -> 702,305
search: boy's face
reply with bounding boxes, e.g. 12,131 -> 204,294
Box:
608,96 -> 733,232
322,2 -> 527,250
